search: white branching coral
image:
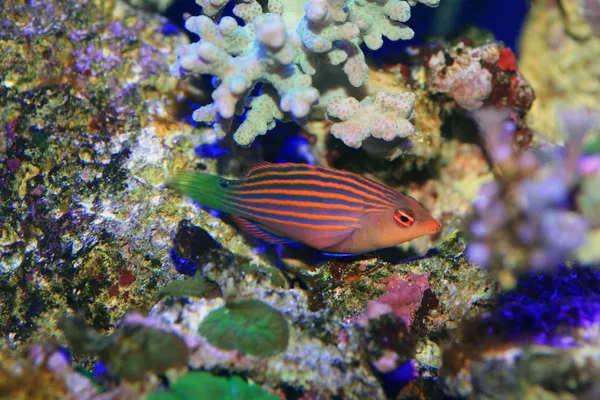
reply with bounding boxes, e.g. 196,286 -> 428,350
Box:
326,91 -> 416,148
172,13 -> 318,140
172,0 -> 441,147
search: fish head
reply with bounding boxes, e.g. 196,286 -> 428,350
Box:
373,195 -> 442,247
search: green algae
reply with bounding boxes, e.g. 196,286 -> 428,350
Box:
60,314 -> 189,381
156,278 -> 210,300
156,275 -> 222,301
199,299 -> 289,357
147,372 -> 279,400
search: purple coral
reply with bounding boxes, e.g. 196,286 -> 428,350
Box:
467,108 -> 597,286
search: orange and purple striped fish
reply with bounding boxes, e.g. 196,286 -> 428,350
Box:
171,162 -> 441,255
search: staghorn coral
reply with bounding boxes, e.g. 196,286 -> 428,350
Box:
173,0 -> 443,147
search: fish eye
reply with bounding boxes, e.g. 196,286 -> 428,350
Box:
220,180 -> 228,188
394,210 -> 414,227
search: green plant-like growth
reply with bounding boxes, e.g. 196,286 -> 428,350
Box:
146,371 -> 279,400
60,314 -> 189,381
112,327 -> 189,381
156,277 -> 210,300
199,299 -> 289,357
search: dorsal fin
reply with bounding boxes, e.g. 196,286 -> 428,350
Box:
231,215 -> 295,245
242,161 -> 274,179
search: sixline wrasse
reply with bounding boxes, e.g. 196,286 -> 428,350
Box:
170,162 -> 441,255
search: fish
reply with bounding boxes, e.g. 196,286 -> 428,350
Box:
170,162 -> 442,255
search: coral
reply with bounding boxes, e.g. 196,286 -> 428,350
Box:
315,233 -> 494,383
326,91 -> 416,148
198,299 -> 290,357
357,273 -> 430,330
60,313 -> 189,382
426,42 -> 534,111
427,43 -> 496,110
147,371 -> 280,400
173,0 -> 443,147
172,13 -> 319,142
466,107 -> 598,287
319,40 -> 534,164
346,0 -> 414,50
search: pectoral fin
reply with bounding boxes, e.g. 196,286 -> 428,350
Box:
231,216 -> 296,245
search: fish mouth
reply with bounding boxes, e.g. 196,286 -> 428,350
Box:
425,218 -> 442,235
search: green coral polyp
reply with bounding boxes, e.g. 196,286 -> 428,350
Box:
198,299 -> 289,357
147,372 -> 279,400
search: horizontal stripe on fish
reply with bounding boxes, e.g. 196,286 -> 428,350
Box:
222,200 -> 359,231
243,166 -> 398,203
221,199 -> 361,223
233,179 -> 395,207
221,196 -> 366,213
223,194 -> 387,222
225,187 -> 389,211
244,164 -> 398,199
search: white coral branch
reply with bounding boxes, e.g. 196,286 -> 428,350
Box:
326,91 -> 416,148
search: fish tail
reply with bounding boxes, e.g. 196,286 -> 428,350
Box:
169,171 -> 233,213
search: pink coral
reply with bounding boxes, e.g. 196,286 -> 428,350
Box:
357,273 -> 430,329
425,42 -> 535,113
428,43 -> 497,110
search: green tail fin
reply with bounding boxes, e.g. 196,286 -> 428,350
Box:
169,171 -> 231,213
